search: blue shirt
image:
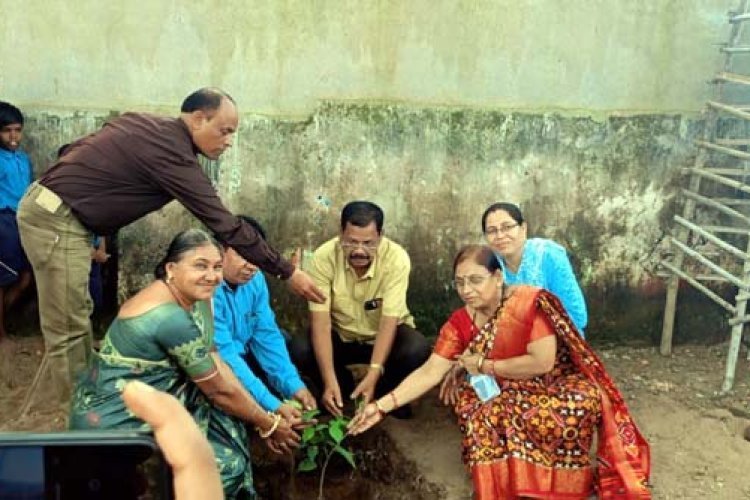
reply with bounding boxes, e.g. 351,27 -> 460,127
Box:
213,273 -> 305,411
0,149 -> 32,211
500,238 -> 588,334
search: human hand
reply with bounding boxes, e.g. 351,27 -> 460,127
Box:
290,247 -> 302,268
322,382 -> 344,417
288,268 -> 326,304
265,418 -> 301,455
350,371 -> 378,405
439,364 -> 464,406
277,403 -> 303,428
346,403 -> 384,436
458,352 -> 484,376
121,380 -> 222,500
293,387 -> 318,411
92,248 -> 110,263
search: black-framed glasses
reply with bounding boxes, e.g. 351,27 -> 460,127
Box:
451,274 -> 492,290
484,223 -> 519,238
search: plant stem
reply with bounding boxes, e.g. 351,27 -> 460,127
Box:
317,445 -> 336,500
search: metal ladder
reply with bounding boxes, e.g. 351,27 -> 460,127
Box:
660,0 -> 750,393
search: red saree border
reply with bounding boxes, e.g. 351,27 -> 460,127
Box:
472,456 -> 595,499
536,290 -> 651,499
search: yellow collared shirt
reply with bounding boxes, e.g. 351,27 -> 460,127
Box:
308,236 -> 415,343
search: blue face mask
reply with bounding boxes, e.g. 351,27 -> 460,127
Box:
468,374 -> 501,403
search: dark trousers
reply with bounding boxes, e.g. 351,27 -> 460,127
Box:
288,324 -> 432,403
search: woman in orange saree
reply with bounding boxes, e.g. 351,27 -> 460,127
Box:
349,244 -> 650,499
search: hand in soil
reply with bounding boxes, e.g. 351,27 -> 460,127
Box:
347,403 -> 384,435
322,383 -> 344,417
292,387 -> 318,411
350,371 -> 379,404
278,402 -> 304,428
266,419 -> 301,455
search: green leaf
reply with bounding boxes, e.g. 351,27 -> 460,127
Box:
302,426 -> 316,443
297,457 -> 318,472
302,409 -> 320,421
328,422 -> 345,444
285,399 -> 304,410
334,445 -> 356,469
306,445 -> 319,461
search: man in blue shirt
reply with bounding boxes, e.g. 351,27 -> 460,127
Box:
213,216 -> 317,425
0,102 -> 33,340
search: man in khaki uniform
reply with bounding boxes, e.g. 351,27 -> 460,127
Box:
289,201 -> 431,418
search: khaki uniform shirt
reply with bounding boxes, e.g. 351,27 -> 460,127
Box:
308,236 -> 414,343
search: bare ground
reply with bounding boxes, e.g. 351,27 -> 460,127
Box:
1,337 -> 750,499
384,343 -> 750,500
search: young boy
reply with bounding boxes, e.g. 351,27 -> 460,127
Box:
0,102 -> 33,339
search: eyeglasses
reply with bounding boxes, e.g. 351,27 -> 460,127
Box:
484,223 -> 519,238
451,274 -> 492,290
340,240 -> 379,251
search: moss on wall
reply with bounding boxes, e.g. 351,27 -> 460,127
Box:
17,101 -> 726,343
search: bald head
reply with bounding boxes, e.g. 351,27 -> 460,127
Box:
181,88 -> 236,114
180,88 -> 238,160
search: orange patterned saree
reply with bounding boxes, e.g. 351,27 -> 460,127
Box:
434,286 -> 650,499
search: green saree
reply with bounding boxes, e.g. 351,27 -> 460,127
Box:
69,300 -> 254,498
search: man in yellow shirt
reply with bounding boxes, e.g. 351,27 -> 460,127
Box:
289,201 -> 430,418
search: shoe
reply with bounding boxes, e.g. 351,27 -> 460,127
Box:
389,404 -> 413,420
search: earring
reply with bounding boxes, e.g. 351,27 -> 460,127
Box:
167,275 -> 174,283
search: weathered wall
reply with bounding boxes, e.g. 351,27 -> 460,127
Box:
21,105 -> 706,339
3,1 -> 739,341
1,1 -> 729,114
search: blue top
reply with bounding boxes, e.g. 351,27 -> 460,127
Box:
0,149 -> 32,211
213,273 -> 305,411
500,238 -> 588,334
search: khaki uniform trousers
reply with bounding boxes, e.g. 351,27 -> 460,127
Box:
17,182 -> 93,404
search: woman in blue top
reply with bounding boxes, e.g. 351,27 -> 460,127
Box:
481,202 -> 588,334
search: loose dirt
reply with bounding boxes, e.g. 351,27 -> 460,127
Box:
2,337 -> 749,499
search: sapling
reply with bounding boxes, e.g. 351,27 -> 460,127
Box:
291,400 -> 358,500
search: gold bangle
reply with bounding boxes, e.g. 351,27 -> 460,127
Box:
258,413 -> 281,439
476,354 -> 485,374
369,363 -> 385,375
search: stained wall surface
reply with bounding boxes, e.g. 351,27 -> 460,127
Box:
2,1 -> 737,339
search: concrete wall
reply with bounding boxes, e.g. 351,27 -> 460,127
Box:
2,1 -> 738,341
2,1 -> 729,114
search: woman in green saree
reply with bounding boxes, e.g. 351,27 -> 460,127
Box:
70,229 -> 299,499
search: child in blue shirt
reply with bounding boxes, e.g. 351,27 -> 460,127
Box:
0,102 -> 33,339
